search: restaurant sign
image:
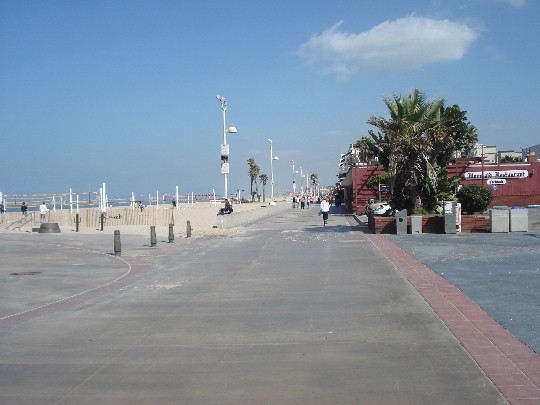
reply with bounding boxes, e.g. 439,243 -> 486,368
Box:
464,170 -> 528,180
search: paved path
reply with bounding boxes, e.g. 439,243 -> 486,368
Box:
0,207 -> 536,403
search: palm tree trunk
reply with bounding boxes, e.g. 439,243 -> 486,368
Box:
255,180 -> 259,202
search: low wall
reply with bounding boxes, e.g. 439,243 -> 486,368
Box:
216,202 -> 291,229
462,215 -> 490,232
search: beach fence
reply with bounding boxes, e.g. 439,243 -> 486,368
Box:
1,205 -> 178,231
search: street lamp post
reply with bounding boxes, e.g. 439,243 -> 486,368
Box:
268,139 -> 278,204
216,95 -> 237,200
291,160 -> 296,196
299,167 -> 303,194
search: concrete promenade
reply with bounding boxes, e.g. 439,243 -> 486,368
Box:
0,206 -> 538,404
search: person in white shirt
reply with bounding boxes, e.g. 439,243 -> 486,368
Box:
39,202 -> 48,220
319,197 -> 331,226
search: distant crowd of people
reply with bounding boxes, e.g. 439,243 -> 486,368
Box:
290,193 -> 343,226
292,195 -> 314,209
291,193 -> 342,209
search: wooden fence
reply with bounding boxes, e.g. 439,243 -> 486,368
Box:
1,206 -> 176,230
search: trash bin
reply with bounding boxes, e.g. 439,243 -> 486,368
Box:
395,209 -> 407,235
490,208 -> 509,233
410,215 -> 422,234
509,207 -> 528,232
444,201 -> 457,234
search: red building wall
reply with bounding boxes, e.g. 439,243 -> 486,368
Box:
348,165 -> 387,214
348,161 -> 540,214
448,161 -> 540,207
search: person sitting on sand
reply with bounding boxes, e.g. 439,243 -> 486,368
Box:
219,199 -> 233,215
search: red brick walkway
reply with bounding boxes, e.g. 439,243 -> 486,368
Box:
367,234 -> 540,405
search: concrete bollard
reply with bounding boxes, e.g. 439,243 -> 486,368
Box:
150,226 -> 157,246
76,213 -> 80,233
168,223 -> 174,243
100,212 -> 104,231
186,220 -> 192,238
114,230 -> 121,256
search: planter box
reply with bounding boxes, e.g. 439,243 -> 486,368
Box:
461,215 -> 490,232
368,215 -> 395,234
369,214 -> 489,234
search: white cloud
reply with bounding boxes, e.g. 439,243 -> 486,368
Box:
298,16 -> 479,77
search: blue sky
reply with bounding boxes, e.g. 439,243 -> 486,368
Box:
1,0 -> 539,198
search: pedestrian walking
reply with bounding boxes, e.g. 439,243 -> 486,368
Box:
319,197 -> 330,226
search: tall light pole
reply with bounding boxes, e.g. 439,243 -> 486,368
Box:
216,95 -> 237,200
268,139 -> 278,203
291,160 -> 296,196
299,167 -> 303,194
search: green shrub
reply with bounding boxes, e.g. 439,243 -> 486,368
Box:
456,184 -> 493,213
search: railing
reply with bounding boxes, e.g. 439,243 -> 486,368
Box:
5,213 -> 35,231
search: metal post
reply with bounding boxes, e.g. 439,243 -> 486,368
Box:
150,226 -> 157,247
186,220 -> 192,238
100,212 -> 104,231
76,213 -> 79,232
168,223 -> 174,243
114,230 -> 121,256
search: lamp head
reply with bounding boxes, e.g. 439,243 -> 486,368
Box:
227,126 -> 237,133
273,156 -> 279,160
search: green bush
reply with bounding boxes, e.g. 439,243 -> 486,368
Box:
456,184 -> 493,213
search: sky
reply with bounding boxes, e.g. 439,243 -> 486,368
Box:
1,0 -> 539,198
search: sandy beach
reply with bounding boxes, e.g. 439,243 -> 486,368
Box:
0,200 -> 291,238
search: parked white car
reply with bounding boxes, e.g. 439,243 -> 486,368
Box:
373,203 -> 394,216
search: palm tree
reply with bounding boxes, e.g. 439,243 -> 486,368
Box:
309,173 -> 318,195
369,90 -> 443,212
252,164 -> 260,201
259,174 -> 268,202
356,89 -> 476,213
247,158 -> 260,202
